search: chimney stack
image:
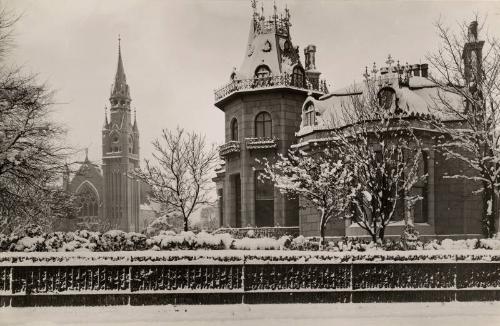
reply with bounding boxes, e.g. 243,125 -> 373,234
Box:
304,44 -> 321,89
420,64 -> 428,78
412,64 -> 420,77
304,45 -> 317,71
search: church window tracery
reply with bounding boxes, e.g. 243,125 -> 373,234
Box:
77,183 -> 99,217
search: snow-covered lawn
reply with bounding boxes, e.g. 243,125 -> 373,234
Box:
1,302 -> 499,326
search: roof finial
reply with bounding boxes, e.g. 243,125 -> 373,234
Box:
84,147 -> 89,162
118,34 -> 121,54
363,66 -> 370,79
385,54 -> 394,67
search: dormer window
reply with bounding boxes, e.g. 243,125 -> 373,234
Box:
304,103 -> 316,126
378,87 -> 396,111
255,65 -> 271,79
292,66 -> 305,88
230,118 -> 238,141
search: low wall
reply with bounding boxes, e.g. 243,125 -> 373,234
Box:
0,250 -> 499,306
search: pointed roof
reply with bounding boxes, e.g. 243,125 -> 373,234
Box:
115,37 -> 126,85
236,2 -> 300,79
133,108 -> 138,131
110,36 -> 130,100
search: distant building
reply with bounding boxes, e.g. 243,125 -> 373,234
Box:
199,205 -> 219,231
63,40 -> 158,232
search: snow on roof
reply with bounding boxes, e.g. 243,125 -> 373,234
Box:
298,76 -> 464,134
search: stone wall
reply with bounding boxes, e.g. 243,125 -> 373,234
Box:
221,89 -> 308,228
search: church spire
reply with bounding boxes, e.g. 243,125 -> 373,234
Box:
110,35 -> 131,106
115,35 -> 126,86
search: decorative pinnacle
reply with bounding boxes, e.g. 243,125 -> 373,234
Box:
385,54 -> 394,67
363,66 -> 370,79
371,62 -> 378,75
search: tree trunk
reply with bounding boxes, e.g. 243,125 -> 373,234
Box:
319,211 -> 327,249
378,227 -> 385,242
184,217 -> 189,232
482,186 -> 497,238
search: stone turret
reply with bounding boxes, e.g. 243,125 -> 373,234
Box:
304,44 -> 321,89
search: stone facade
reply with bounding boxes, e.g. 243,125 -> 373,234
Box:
214,4 -> 327,228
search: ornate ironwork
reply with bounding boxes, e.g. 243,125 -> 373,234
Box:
219,141 -> 241,158
245,137 -> 278,150
215,73 -> 328,102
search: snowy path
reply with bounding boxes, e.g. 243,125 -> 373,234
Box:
0,302 -> 499,326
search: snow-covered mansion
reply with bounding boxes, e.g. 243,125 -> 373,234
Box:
213,4 -> 488,239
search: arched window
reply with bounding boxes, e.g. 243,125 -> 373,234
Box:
304,103 -> 316,126
378,87 -> 397,111
292,66 -> 305,88
77,183 -> 99,217
255,65 -> 271,79
128,135 -> 133,154
230,118 -> 238,141
255,112 -> 272,138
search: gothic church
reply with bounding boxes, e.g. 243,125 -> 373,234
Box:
63,40 -> 154,232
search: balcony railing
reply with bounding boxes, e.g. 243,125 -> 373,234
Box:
219,141 -> 241,158
245,137 -> 278,150
214,73 -> 329,102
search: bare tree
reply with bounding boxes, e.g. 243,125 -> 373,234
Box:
134,127 -> 218,231
0,5 -> 78,233
427,18 -> 500,237
333,91 -> 424,242
260,149 -> 353,246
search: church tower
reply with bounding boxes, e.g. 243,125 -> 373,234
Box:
102,38 -> 141,232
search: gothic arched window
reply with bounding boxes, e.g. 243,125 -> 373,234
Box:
255,65 -> 271,79
304,103 -> 316,127
77,183 -> 99,217
292,66 -> 305,88
255,112 -> 272,138
128,135 -> 133,154
230,118 -> 238,141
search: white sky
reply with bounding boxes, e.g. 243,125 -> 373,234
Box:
5,0 -> 500,164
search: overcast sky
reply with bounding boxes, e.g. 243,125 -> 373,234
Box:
5,0 -> 500,164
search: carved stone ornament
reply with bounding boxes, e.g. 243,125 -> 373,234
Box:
247,43 -> 255,57
262,40 -> 272,52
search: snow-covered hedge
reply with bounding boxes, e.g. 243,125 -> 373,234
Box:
1,227 -> 500,253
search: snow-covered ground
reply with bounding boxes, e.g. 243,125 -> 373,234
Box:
1,302 -> 499,326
